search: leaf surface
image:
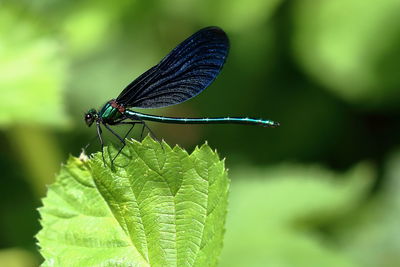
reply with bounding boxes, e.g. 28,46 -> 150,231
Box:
37,137 -> 229,267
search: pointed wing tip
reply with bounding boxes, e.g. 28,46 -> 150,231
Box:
203,26 -> 225,33
201,26 -> 228,40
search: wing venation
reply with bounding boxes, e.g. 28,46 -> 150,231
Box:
116,26 -> 230,108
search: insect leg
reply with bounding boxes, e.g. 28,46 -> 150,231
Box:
140,123 -> 145,140
115,121 -> 146,140
96,122 -> 105,165
118,120 -> 162,149
137,119 -> 164,151
103,123 -> 130,164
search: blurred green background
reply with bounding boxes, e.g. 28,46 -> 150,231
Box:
1,0 -> 400,266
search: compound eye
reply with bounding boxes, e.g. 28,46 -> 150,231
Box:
84,113 -> 94,126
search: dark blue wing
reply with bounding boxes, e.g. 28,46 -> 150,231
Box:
116,26 -> 229,108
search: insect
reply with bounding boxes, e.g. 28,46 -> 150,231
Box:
84,26 -> 279,163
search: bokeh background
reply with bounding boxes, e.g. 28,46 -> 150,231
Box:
1,0 -> 400,266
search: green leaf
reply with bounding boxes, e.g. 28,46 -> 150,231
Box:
334,151 -> 400,266
37,137 -> 229,267
0,248 -> 38,267
293,0 -> 400,107
0,7 -> 69,128
220,163 -> 374,267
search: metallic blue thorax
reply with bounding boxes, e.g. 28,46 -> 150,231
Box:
99,102 -> 123,123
